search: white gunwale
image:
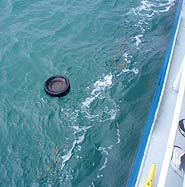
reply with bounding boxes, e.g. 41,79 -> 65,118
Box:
158,57 -> 185,187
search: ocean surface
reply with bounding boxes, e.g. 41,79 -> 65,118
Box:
0,0 -> 177,187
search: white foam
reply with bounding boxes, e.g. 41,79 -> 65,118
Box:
97,147 -> 109,171
82,74 -> 113,108
98,147 -> 109,155
61,145 -> 75,170
101,108 -> 118,122
132,67 -> 139,74
76,133 -> 85,144
122,67 -> 139,75
92,74 -> 113,95
157,0 -> 176,13
116,67 -> 139,77
97,174 -> 103,178
122,68 -> 131,73
72,125 -> 92,132
128,0 -> 176,33
110,109 -> 117,120
116,127 -> 121,144
82,97 -> 96,108
108,145 -> 113,150
99,157 -> 108,171
122,52 -> 131,64
135,34 -> 143,49
131,0 -> 175,15
60,134 -> 85,170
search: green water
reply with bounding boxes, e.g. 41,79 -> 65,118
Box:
0,0 -> 177,186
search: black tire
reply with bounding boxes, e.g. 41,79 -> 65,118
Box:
44,75 -> 70,97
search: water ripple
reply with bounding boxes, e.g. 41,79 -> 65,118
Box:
0,0 -> 177,186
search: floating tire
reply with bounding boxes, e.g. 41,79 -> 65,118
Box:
44,75 -> 70,97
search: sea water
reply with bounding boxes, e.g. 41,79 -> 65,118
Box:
0,0 -> 177,186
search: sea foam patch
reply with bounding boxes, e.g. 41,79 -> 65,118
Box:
130,0 -> 176,16
82,74 -> 113,108
135,34 -> 143,49
128,0 -> 176,34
